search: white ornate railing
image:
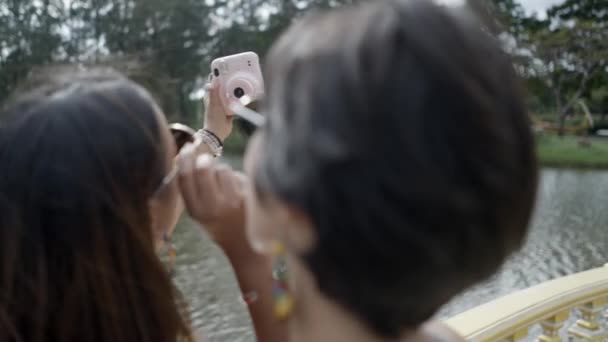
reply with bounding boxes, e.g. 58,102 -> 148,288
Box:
445,265 -> 608,341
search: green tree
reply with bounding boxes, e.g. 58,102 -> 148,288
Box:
0,0 -> 361,118
548,0 -> 607,22
0,0 -> 64,102
529,20 -> 606,133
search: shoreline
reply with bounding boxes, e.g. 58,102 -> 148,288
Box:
224,133 -> 608,170
538,161 -> 608,170
536,134 -> 608,170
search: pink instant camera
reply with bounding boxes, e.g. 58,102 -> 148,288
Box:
210,52 -> 265,113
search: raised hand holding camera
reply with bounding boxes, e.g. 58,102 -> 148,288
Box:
202,80 -> 233,142
203,52 -> 265,142
210,52 -> 265,111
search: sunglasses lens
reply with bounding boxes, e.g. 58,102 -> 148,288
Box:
171,130 -> 194,151
169,123 -> 197,152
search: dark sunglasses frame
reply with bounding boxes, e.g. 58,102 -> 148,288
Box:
157,104 -> 264,196
168,101 -> 265,152
169,123 -> 197,152
151,123 -> 196,196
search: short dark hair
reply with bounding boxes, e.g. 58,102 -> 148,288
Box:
256,0 -> 537,338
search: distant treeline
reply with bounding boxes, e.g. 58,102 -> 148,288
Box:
1,0 -> 606,132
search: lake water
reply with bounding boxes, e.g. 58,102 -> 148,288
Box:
171,168 -> 608,342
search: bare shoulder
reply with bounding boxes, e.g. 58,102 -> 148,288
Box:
422,320 -> 465,342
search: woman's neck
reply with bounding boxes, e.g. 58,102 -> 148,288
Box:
287,257 -> 436,342
289,283 -> 386,342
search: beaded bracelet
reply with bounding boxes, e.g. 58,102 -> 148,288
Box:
197,129 -> 224,157
203,129 -> 223,147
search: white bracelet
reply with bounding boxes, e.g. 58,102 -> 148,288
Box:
196,130 -> 223,157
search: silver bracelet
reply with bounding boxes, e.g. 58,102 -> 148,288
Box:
196,130 -> 224,158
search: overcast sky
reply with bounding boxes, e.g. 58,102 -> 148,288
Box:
519,0 -> 565,16
55,0 -> 567,17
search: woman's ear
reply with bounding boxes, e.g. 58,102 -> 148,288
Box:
284,205 -> 317,254
246,192 -> 317,255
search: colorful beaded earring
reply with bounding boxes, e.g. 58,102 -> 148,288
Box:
271,241 -> 294,320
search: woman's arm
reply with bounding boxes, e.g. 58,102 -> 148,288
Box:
202,79 -> 233,144
209,206 -> 288,342
178,83 -> 287,341
177,155 -> 288,342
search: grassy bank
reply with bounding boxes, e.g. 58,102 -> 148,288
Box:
224,130 -> 608,170
536,134 -> 608,169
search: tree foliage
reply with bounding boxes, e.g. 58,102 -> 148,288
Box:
1,0 -> 606,126
0,0 -> 354,121
486,0 -> 608,133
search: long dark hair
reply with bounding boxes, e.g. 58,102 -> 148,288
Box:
0,69 -> 193,342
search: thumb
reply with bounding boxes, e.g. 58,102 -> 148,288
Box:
233,171 -> 250,195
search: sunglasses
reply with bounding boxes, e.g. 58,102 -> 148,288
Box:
170,123 -> 198,152
170,99 -> 265,151
154,102 -> 265,195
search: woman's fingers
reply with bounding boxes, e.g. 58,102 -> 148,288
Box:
176,147 -> 249,247
209,77 -> 220,94
216,166 -> 241,208
177,143 -> 200,214
194,154 -> 219,219
203,77 -> 234,141
203,81 -> 217,110
233,171 -> 249,188
204,80 -> 218,103
203,85 -> 211,109
178,147 -> 244,225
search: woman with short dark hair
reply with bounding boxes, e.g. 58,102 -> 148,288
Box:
181,0 -> 538,341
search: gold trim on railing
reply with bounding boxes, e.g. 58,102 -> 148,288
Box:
538,310 -> 568,342
568,297 -> 608,341
507,327 -> 528,341
444,265 -> 608,341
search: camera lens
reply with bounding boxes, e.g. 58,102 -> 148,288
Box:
234,87 -> 245,98
213,68 -> 220,77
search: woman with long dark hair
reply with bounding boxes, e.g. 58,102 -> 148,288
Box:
0,69 -> 282,342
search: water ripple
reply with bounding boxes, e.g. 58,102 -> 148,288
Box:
440,168 -> 608,318
172,168 -> 608,339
